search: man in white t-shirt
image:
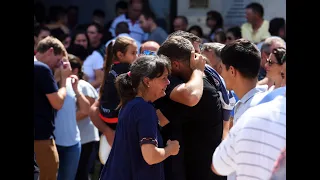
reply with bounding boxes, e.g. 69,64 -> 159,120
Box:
109,0 -> 148,43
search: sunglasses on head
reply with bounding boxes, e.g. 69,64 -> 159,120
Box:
142,50 -> 156,56
266,58 -> 278,66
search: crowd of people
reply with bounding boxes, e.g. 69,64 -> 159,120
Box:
34,0 -> 286,180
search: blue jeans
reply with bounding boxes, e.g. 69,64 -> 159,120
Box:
57,142 -> 81,180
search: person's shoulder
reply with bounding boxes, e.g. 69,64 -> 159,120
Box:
34,61 -> 51,73
241,22 -> 250,29
128,98 -> 154,111
241,96 -> 286,123
112,14 -> 127,24
79,79 -> 93,87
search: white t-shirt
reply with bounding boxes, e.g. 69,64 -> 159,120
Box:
77,80 -> 100,144
82,51 -> 104,91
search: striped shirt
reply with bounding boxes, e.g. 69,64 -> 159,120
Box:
212,95 -> 286,180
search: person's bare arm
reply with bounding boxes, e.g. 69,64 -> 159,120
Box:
46,77 -> 67,110
77,96 -> 95,121
89,100 -> 115,146
170,69 -> 204,107
90,69 -> 104,88
156,110 -> 170,127
141,140 -> 179,165
222,121 -> 230,140
70,75 -> 90,120
169,52 -> 206,107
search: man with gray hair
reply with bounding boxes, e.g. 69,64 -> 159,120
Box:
201,42 -> 225,74
201,42 -> 237,137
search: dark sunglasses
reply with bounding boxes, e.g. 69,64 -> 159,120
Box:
142,50 -> 156,56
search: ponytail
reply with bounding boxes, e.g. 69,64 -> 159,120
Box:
99,40 -> 116,98
115,72 -> 137,108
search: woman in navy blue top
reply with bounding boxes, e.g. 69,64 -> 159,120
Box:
100,55 -> 180,180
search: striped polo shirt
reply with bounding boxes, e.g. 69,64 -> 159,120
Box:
212,95 -> 286,180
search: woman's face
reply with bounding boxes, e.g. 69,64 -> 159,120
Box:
226,32 -> 236,44
74,33 -> 88,49
119,43 -> 138,64
146,68 -> 170,102
206,19 -> 216,29
265,53 -> 283,80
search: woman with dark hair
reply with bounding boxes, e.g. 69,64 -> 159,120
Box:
99,55 -> 180,180
206,10 -> 224,42
67,55 -> 101,180
265,47 -> 286,90
188,25 -> 209,43
226,26 -> 242,44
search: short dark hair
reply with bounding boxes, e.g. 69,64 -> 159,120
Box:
220,39 -> 261,79
141,9 -> 156,21
226,26 -> 242,39
115,55 -> 171,107
34,25 -> 50,37
157,36 -> 194,64
87,22 -> 104,34
269,18 -> 285,36
167,30 -> 201,43
246,2 -> 264,17
116,1 -> 128,10
175,16 -> 188,25
115,21 -> 130,35
93,9 -> 105,18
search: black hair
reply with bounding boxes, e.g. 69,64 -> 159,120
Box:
246,2 -> 264,17
271,47 -> 286,65
188,25 -> 203,38
220,39 -> 261,79
226,26 -> 242,39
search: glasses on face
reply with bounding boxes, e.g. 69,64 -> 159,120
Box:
142,50 -> 156,56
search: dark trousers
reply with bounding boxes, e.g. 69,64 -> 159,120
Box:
75,141 -> 95,180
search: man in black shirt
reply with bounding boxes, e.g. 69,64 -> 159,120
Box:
156,36 -> 225,180
34,36 -> 71,180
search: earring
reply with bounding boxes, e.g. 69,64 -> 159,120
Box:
147,85 -> 150,88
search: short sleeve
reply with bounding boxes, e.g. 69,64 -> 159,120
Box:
91,52 -> 104,70
79,80 -> 98,99
133,102 -> 159,147
37,65 -> 58,94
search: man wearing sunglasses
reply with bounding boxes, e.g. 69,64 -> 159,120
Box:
139,41 -> 160,56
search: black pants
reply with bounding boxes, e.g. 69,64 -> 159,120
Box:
75,142 -> 95,180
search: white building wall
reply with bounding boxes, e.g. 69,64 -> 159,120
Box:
177,0 -> 286,34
